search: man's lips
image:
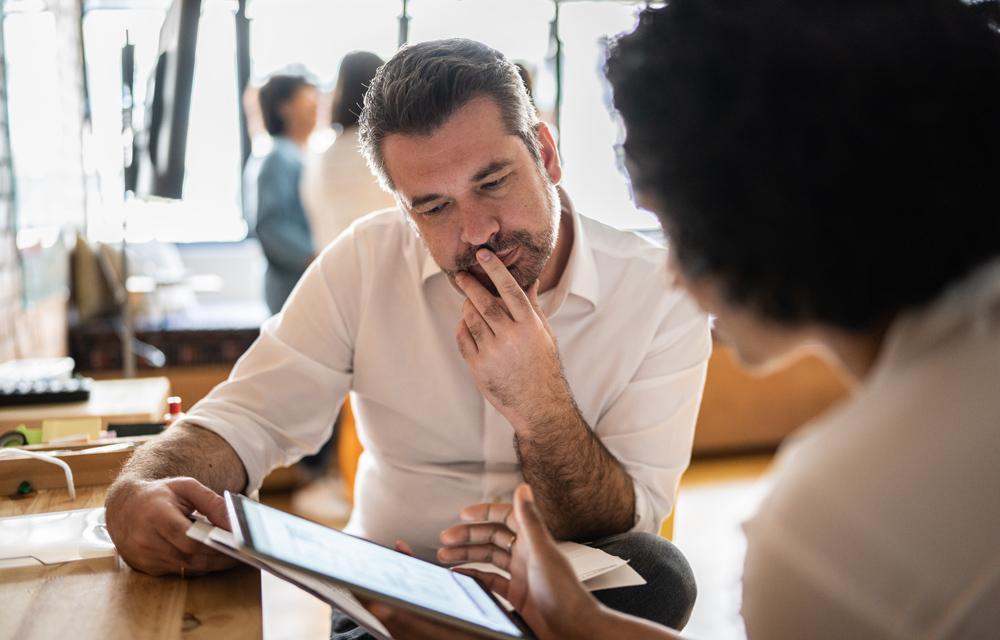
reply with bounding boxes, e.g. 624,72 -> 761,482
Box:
496,247 -> 519,267
468,247 -> 519,277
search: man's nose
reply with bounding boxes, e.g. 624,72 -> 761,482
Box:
459,207 -> 500,247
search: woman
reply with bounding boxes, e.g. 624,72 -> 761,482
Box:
366,1 -> 1000,638
301,51 -> 394,251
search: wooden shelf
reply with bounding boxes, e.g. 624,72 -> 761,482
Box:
0,377 -> 170,431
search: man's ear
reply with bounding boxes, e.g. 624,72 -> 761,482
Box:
536,123 -> 562,185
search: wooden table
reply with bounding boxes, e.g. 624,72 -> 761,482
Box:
0,485 -> 262,640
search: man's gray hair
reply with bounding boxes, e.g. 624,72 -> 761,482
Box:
359,38 -> 541,192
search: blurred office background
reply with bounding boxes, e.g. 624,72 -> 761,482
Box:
1,0 -> 665,369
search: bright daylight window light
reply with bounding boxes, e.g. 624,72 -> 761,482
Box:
559,1 -> 658,230
75,1 -> 661,243
82,1 -> 244,244
3,9 -> 87,234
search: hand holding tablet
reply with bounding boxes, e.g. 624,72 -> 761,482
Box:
221,492 -> 533,640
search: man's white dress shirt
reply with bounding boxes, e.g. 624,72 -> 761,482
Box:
742,259 -> 1000,639
179,204 -> 711,560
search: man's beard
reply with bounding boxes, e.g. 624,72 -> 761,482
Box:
448,185 -> 559,297
449,228 -> 554,296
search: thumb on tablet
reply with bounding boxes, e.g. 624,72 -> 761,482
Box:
171,477 -> 230,530
394,540 -> 415,556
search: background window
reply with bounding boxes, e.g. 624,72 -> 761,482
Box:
560,1 -> 656,230
83,0 -> 243,244
77,0 -> 655,245
248,0 -> 399,82
3,7 -> 86,232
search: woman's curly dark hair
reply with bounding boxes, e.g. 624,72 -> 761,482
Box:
606,0 -> 1000,331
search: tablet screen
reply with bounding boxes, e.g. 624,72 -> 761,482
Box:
236,497 -> 525,638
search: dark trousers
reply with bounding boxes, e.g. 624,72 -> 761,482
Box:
330,531 -> 697,638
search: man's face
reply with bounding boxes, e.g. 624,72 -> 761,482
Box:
381,96 -> 562,296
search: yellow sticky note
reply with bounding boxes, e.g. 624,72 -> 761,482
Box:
41,417 -> 102,444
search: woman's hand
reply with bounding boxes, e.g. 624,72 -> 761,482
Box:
462,484 -> 602,639
362,484 -> 605,639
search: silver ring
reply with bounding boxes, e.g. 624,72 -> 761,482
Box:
506,534 -> 516,554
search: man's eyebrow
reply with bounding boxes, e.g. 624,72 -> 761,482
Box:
409,193 -> 445,209
471,160 -> 513,183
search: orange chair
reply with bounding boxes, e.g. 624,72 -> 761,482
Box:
660,509 -> 676,541
336,398 -> 363,505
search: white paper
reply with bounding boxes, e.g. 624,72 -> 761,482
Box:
456,540 -> 647,592
581,562 -> 646,590
0,507 -> 115,568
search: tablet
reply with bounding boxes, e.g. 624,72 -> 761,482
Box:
224,492 -> 533,640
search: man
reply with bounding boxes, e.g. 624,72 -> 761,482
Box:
105,38 -> 710,633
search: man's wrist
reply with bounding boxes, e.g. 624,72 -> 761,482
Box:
104,475 -> 146,539
106,474 -> 141,505
506,392 -> 581,439
504,376 -> 582,433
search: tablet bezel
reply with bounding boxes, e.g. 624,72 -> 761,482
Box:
225,491 -> 534,640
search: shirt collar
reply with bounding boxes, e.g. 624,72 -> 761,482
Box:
419,187 -> 600,310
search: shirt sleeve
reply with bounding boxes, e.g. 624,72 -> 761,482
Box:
255,153 -> 314,273
595,290 -> 712,534
173,232 -> 362,494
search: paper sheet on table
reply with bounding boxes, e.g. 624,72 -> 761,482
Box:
186,520 -> 393,640
457,540 -> 646,592
0,507 -> 115,568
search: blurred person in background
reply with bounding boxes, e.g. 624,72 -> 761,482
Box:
255,73 -> 319,314
301,51 -> 394,251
